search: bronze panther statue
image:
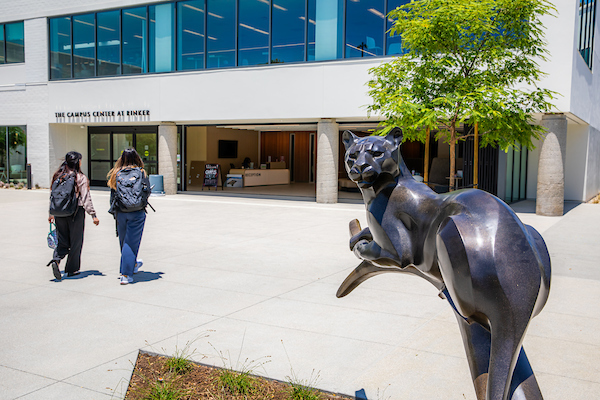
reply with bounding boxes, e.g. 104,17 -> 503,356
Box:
337,129 -> 551,400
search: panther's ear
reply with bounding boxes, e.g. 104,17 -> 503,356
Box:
385,127 -> 403,147
342,130 -> 358,150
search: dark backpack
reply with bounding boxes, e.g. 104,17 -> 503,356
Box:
49,173 -> 78,217
115,167 -> 152,212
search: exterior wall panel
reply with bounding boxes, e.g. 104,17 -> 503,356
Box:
584,126 -> 600,201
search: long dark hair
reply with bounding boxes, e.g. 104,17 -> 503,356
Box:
52,151 -> 82,183
107,148 -> 145,189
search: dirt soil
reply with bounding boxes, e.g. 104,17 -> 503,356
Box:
126,352 -> 355,400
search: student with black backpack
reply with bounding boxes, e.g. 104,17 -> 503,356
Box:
47,151 -> 100,280
107,148 -> 151,285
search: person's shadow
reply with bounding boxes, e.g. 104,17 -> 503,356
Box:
131,271 -> 164,283
53,270 -> 105,281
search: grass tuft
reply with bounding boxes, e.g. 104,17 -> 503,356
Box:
143,378 -> 188,400
288,378 -> 323,400
219,368 -> 256,395
164,356 -> 192,375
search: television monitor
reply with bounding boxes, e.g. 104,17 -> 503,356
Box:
218,140 -> 238,159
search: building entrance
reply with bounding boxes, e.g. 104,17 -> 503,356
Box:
88,126 -> 158,186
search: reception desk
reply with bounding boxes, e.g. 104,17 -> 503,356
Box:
229,168 -> 290,186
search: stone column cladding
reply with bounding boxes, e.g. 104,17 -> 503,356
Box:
316,119 -> 339,203
536,113 -> 567,216
158,123 -> 178,195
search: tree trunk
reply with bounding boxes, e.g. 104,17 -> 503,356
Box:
449,124 -> 456,190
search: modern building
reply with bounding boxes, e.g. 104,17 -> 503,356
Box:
0,0 -> 598,206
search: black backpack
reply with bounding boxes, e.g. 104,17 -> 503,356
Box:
49,173 -> 78,217
115,167 -> 152,212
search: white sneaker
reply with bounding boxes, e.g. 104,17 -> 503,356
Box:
120,275 -> 133,285
134,259 -> 143,274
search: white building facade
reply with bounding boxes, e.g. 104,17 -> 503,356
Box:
0,0 -> 598,205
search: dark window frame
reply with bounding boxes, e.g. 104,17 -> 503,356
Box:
2,21 -> 25,64
88,126 -> 159,186
579,0 -> 597,69
48,0 -> 417,81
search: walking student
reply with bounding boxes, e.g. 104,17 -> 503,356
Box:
47,151 -> 100,280
107,148 -> 151,285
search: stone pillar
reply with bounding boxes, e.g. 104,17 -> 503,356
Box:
316,119 -> 339,203
536,113 -> 567,216
158,123 -> 178,195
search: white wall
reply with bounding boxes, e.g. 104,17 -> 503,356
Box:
0,65 -> 26,85
528,123 -> 592,202
49,124 -> 88,180
583,127 -> 600,201
536,0 -> 577,114
564,123 -> 588,201
46,58 -> 380,124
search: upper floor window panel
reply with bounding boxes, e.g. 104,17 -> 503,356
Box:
346,0 -> 384,58
207,0 -> 236,68
48,0 -> 408,80
1,21 -> 25,64
272,0 -> 306,63
579,0 -> 597,69
238,0 -> 270,66
73,14 -> 95,78
97,10 -> 120,77
177,0 -> 205,71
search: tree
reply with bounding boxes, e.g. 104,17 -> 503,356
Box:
367,0 -> 556,189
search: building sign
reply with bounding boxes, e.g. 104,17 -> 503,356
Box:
54,109 -> 151,122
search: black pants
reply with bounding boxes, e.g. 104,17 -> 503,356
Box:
52,206 -> 85,274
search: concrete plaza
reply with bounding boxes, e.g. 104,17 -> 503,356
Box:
0,188 -> 599,399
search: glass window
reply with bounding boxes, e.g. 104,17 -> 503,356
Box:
50,17 -> 72,79
73,13 -> 95,78
386,0 -> 409,55
0,127 -> 6,183
238,0 -> 270,66
122,6 -> 147,75
207,0 -> 236,68
150,3 -> 175,73
177,0 -> 205,70
90,133 -> 110,161
308,0 -> 343,61
97,10 -> 120,76
579,0 -> 597,69
0,25 -> 5,64
346,0 -> 384,58
136,133 -> 157,163
90,161 -> 111,182
5,22 -> 24,63
113,133 -> 134,160
8,127 -> 26,183
272,0 -> 305,63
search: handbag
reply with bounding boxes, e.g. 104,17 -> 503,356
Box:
47,222 -> 58,249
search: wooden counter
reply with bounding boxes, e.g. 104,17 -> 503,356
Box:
229,168 -> 290,186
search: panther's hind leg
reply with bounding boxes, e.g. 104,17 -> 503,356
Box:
455,315 -> 544,400
508,347 -> 544,400
454,314 -> 491,400
486,312 -> 530,400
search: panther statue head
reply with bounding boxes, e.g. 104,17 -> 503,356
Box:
342,128 -> 409,189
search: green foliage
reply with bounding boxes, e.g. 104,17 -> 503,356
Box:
164,356 -> 192,375
287,370 -> 323,400
218,368 -> 256,395
143,379 -> 188,400
368,0 -> 556,153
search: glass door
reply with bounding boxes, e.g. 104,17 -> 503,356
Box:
113,133 -> 134,161
89,126 -> 158,186
135,133 -> 158,175
89,132 -> 111,185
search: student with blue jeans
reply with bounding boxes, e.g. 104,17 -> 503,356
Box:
107,149 -> 148,285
